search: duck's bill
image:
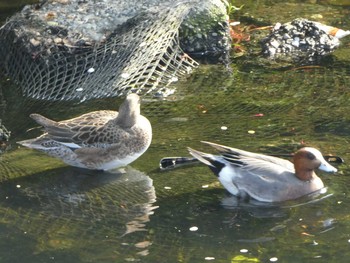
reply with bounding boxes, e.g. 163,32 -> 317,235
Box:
319,162 -> 338,173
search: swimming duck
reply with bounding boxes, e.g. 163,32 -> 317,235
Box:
188,141 -> 337,202
18,93 -> 152,171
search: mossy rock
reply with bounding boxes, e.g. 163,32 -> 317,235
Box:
179,0 -> 231,63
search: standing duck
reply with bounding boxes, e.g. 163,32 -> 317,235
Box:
188,141 -> 337,202
18,94 -> 152,171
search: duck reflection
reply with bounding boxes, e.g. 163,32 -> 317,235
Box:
220,187 -> 333,219
0,166 -> 158,260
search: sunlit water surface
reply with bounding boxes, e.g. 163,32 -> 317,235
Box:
1,1 -> 350,262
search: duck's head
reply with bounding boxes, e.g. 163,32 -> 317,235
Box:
293,147 -> 337,181
117,93 -> 141,127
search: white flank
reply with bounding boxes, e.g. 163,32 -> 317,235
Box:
100,152 -> 144,171
218,166 -> 240,195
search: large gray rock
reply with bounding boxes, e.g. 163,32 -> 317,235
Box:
0,0 -> 230,101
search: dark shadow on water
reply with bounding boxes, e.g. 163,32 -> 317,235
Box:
0,166 -> 158,262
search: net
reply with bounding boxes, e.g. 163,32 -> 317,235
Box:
0,0 -> 228,101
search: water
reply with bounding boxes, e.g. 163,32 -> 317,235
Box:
1,0 -> 350,262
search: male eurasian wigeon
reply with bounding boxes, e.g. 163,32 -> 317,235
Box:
188,141 -> 337,202
18,94 -> 152,170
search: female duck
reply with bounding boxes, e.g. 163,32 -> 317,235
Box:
188,141 -> 337,202
18,94 -> 152,171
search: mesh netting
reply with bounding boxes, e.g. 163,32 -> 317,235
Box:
0,2 -> 202,101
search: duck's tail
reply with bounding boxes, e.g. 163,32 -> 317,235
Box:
30,113 -> 58,128
17,136 -> 59,151
17,138 -> 34,148
188,147 -> 226,176
18,138 -> 44,150
188,147 -> 215,166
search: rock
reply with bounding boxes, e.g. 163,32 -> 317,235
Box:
0,0 -> 230,101
179,0 -> 230,63
261,18 -> 349,63
30,38 -> 41,47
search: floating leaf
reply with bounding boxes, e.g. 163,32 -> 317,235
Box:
231,255 -> 260,262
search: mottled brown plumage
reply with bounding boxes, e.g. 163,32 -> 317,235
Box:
18,94 -> 152,170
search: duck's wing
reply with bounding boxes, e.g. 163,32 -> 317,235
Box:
188,146 -> 297,202
30,111 -> 118,147
201,141 -> 294,171
229,158 -> 313,202
236,157 -> 295,175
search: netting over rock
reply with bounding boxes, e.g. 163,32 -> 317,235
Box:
179,1 -> 230,63
0,0 -> 229,101
261,18 -> 350,63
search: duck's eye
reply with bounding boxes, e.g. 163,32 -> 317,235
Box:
306,152 -> 316,160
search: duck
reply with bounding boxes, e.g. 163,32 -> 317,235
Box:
18,93 -> 152,171
188,141 -> 338,202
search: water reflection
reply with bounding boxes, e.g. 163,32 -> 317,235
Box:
0,166 -> 157,261
147,186 -> 341,262
1,1 -> 350,262
220,188 -> 333,218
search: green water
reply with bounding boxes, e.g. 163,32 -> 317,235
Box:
1,0 -> 350,262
